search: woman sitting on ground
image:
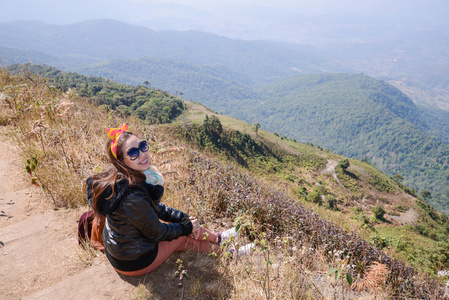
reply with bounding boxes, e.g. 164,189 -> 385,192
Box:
85,124 -> 235,276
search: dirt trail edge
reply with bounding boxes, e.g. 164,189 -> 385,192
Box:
0,129 -> 137,299
320,159 -> 349,193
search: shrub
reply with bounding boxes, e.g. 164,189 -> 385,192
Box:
282,172 -> 298,182
351,206 -> 363,214
370,234 -> 392,249
371,205 -> 386,220
297,186 -> 308,198
325,195 -> 338,211
307,190 -> 322,205
337,159 -> 350,170
428,231 -> 438,241
369,175 -> 393,192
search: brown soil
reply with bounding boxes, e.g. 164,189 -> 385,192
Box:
0,128 -> 218,300
388,208 -> 418,225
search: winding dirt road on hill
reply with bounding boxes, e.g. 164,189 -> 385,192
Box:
0,128 -> 193,299
320,159 -> 349,193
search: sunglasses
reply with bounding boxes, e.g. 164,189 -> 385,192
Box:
124,140 -> 149,161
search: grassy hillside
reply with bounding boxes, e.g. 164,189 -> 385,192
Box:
210,73 -> 449,213
1,67 -> 448,298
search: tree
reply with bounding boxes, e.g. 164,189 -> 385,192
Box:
325,195 -> 338,211
254,123 -> 261,136
202,115 -> 211,131
421,190 -> 432,199
393,174 -> 404,182
202,115 -> 222,135
337,159 -> 350,170
143,80 -> 150,88
371,205 -> 386,220
209,115 -> 222,135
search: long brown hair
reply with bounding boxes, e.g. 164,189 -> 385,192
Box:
88,131 -> 146,213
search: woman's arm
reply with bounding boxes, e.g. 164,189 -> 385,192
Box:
158,203 -> 190,224
121,190 -> 192,242
158,204 -> 202,239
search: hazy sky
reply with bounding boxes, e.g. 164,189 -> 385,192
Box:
1,0 -> 447,43
2,0 -> 446,18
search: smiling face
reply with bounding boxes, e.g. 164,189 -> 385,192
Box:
120,135 -> 150,172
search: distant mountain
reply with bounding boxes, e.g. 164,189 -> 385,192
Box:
0,20 -> 349,85
2,19 -> 448,108
0,46 -> 101,69
317,31 -> 449,110
73,57 -> 262,109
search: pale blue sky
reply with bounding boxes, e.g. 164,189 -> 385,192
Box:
2,0 -> 445,19
1,0 -> 447,43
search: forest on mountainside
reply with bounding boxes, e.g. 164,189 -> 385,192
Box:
74,57 -> 262,111
7,64 -> 185,124
417,105 -> 449,145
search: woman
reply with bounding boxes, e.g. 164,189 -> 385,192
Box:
85,124 -> 236,276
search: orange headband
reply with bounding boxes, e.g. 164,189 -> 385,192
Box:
107,123 -> 129,159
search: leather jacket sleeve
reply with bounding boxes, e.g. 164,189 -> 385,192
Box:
119,190 -> 192,242
158,203 -> 190,224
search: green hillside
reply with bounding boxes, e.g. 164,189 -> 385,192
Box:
227,73 -> 449,212
7,64 -> 185,124
418,105 -> 449,145
67,57 -> 449,161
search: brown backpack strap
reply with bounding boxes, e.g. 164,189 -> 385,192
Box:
91,213 -> 106,252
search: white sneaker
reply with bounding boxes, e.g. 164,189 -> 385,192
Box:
219,228 -> 239,245
229,243 -> 255,260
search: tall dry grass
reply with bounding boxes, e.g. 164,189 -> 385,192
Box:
1,68 -> 447,299
1,69 -> 142,206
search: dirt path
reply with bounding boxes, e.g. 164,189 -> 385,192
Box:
0,130 -> 138,299
388,208 -> 418,225
320,159 -> 349,192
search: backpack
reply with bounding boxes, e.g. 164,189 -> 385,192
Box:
78,210 -> 106,252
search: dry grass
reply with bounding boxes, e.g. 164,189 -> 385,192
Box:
352,262 -> 389,293
0,69 -> 142,207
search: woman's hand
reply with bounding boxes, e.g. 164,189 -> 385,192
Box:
189,216 -> 201,239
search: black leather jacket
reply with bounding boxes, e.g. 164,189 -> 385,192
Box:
86,177 -> 192,271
